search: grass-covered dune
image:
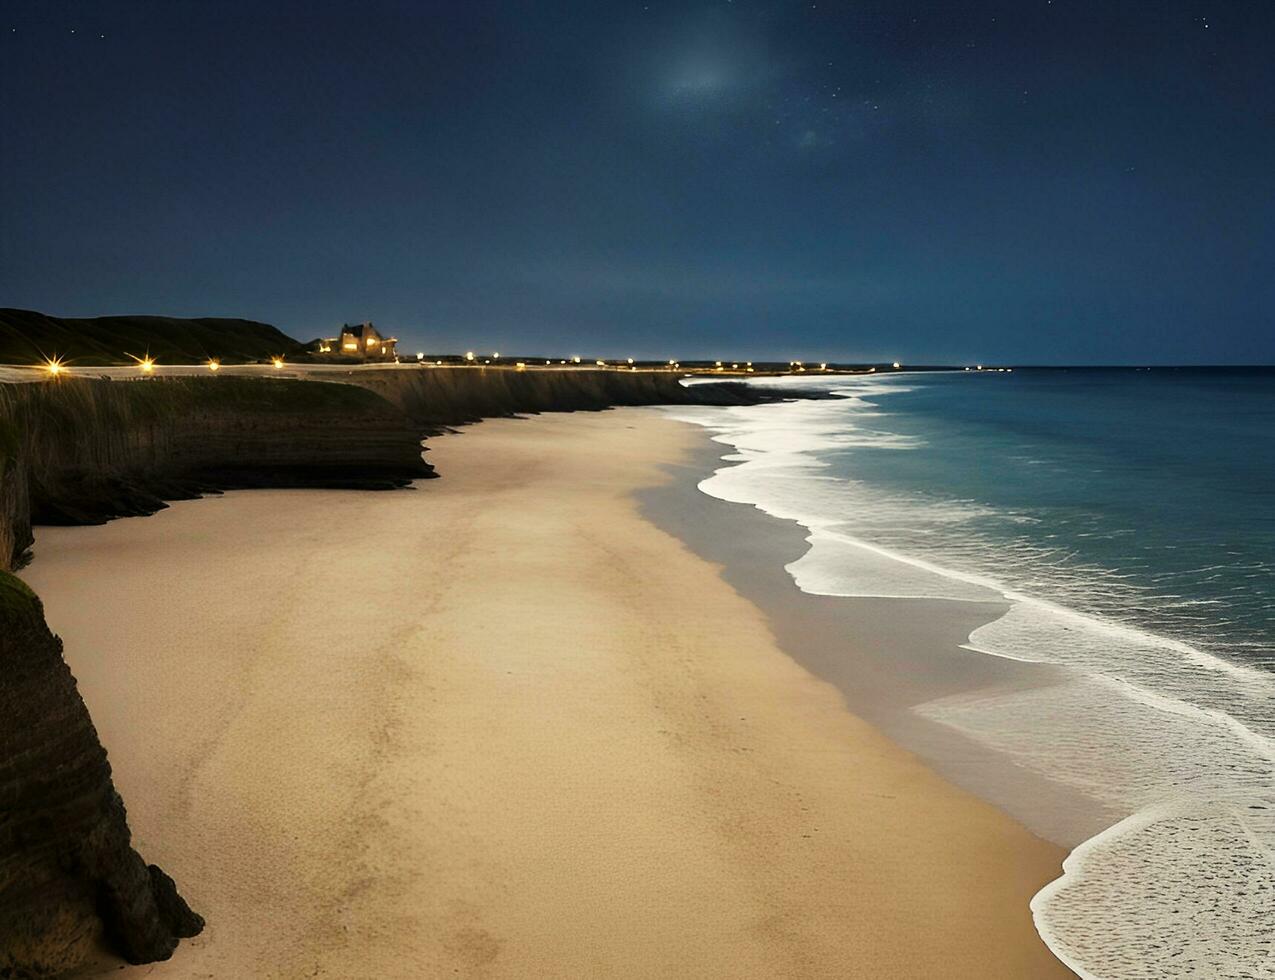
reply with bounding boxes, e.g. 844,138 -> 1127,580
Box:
0,308 -> 306,366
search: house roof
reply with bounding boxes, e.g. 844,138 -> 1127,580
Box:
341,321 -> 377,339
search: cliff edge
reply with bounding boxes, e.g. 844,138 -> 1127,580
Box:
0,571 -> 203,976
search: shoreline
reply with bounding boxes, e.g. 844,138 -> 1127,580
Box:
24,408 -> 1070,977
637,429 -> 1117,851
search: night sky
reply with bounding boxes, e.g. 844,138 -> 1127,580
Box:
3,1 -> 1273,364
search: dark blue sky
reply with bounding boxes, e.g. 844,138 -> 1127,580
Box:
3,1 -> 1273,363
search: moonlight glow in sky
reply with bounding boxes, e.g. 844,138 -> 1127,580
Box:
2,1 -> 1273,363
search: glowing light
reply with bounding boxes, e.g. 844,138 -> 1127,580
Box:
130,354 -> 156,374
572,355 -> 581,364
207,359 -> 220,372
417,352 -> 425,360
343,342 -> 358,351
892,361 -> 902,369
43,356 -> 65,377
596,359 -> 605,367
272,358 -> 285,370
515,361 -> 526,371
465,351 -> 475,361
627,357 -> 634,364
820,362 -> 827,370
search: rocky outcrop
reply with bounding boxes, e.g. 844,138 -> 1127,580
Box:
0,571 -> 203,976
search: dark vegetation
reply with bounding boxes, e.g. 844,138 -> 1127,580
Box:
0,308 -> 305,366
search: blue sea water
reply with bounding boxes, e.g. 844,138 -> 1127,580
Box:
669,368 -> 1275,980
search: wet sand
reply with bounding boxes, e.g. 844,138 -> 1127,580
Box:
25,409 -> 1071,978
638,438 -> 1118,849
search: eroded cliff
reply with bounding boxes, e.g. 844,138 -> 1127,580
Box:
0,367 -> 797,975
0,376 -> 432,570
0,572 -> 203,976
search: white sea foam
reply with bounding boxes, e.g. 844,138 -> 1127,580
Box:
666,380 -> 1275,979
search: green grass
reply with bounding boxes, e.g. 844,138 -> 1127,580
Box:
0,569 -> 39,618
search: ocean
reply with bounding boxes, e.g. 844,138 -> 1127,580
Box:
669,367 -> 1275,980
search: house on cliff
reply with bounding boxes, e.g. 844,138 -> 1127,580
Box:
311,322 -> 397,360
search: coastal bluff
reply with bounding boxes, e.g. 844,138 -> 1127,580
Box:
0,572 -> 204,975
0,367 -> 798,976
0,369 -> 788,571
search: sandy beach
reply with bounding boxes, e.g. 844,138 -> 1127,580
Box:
24,408 -> 1070,978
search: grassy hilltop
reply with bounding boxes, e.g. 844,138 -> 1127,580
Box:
0,308 -> 305,366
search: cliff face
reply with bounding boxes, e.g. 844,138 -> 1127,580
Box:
0,572 -> 203,976
345,366 -> 780,431
0,377 -> 433,570
0,367 -> 796,974
0,369 -> 791,570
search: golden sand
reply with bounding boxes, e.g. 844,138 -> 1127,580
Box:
27,409 -> 1070,978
